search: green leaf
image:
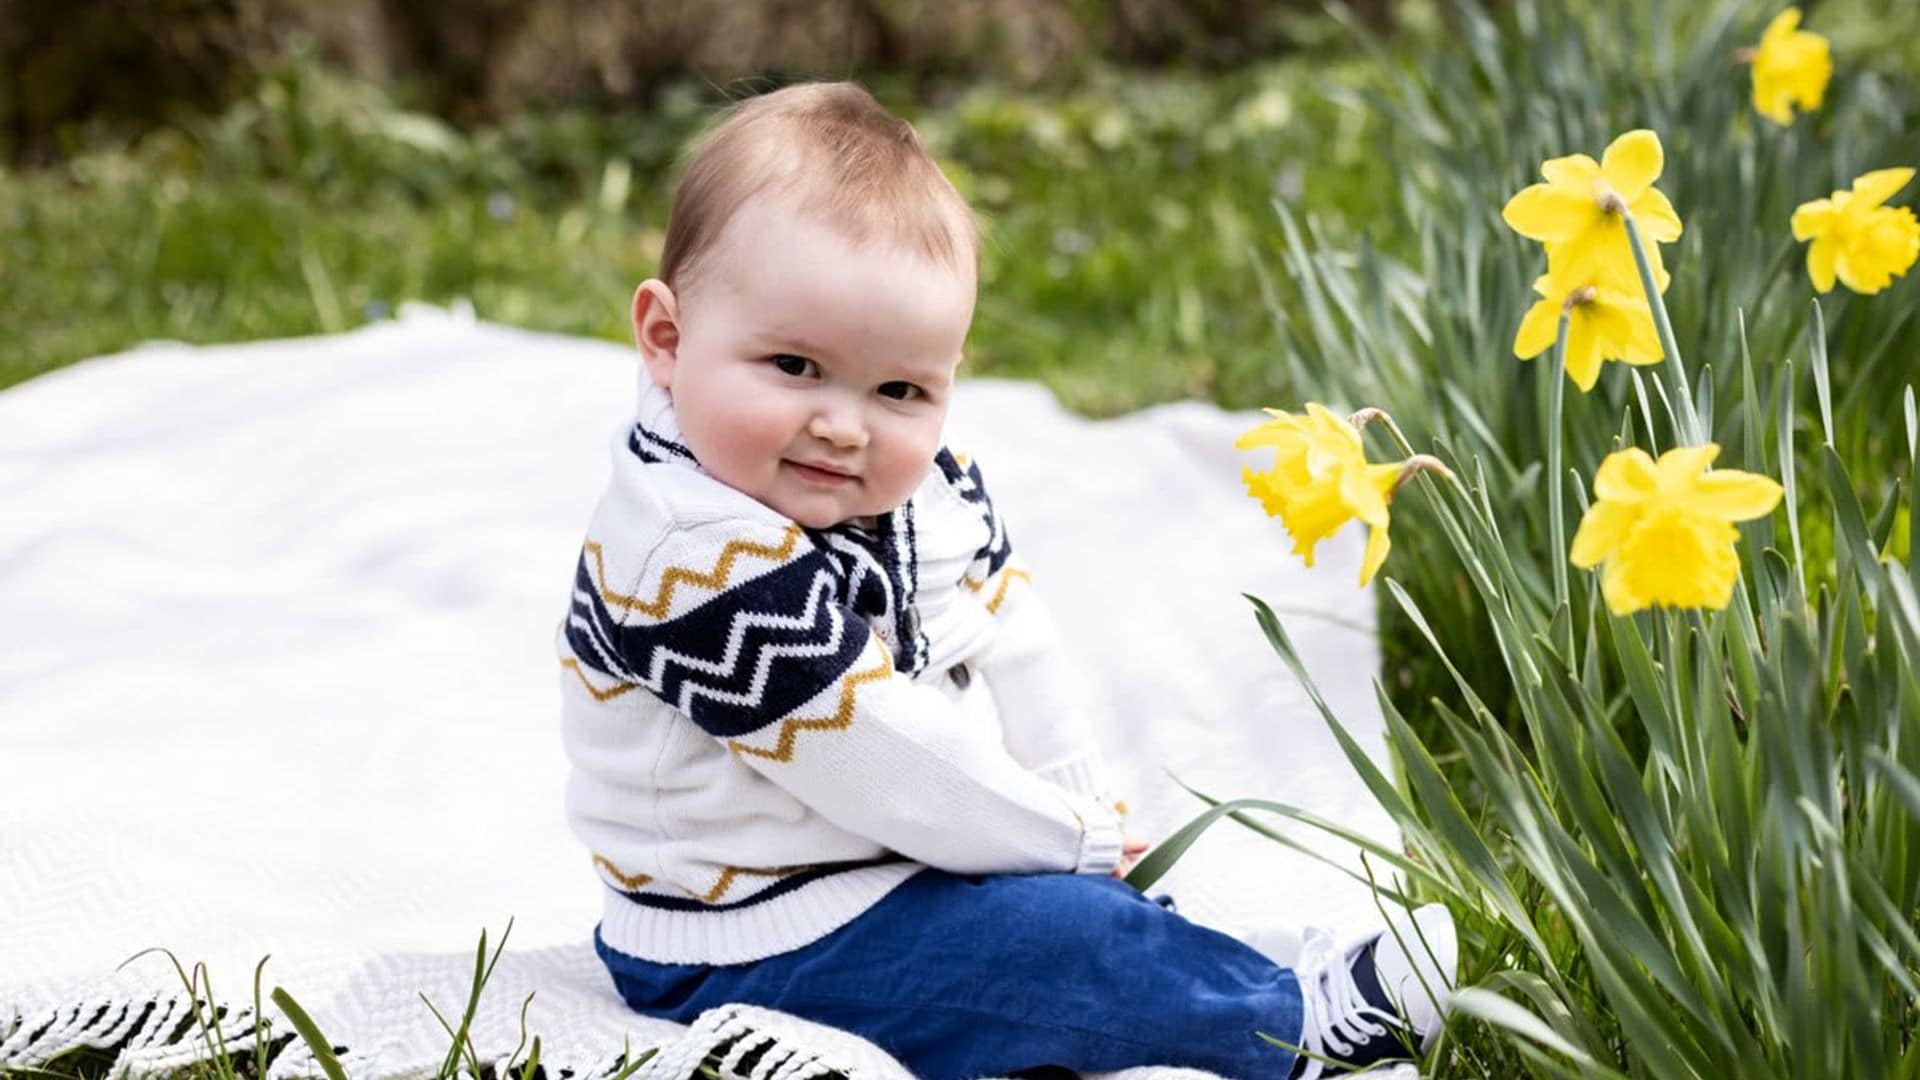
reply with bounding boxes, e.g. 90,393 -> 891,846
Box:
1905,385 -> 1916,466
271,987 -> 349,1080
1778,359 -> 1804,579
1810,301 -> 1834,447
1123,794 -> 1426,895
1452,988 -> 1616,1074
1871,481 -> 1903,557
1825,446 -> 1882,601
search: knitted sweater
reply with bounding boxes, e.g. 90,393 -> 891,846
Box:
558,373 -> 1125,964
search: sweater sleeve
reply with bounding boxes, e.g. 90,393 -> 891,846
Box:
966,554 -> 1120,803
938,451 -> 1119,806
567,512 -> 1123,877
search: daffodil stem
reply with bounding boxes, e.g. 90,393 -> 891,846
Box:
1548,312 -> 1570,614
1367,412 -> 1482,544
1623,213 -> 1706,447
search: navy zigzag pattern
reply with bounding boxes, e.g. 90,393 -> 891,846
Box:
565,548 -> 868,739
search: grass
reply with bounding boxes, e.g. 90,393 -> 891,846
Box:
0,50 -> 1396,418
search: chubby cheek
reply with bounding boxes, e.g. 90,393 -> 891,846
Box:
869,420 -> 947,505
680,386 -> 786,490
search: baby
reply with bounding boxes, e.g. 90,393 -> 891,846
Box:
557,81 -> 1455,1079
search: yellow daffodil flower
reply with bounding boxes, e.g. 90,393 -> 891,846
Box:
1570,444 -> 1783,615
1750,8 -> 1832,126
1502,129 -> 1683,292
1237,403 -> 1402,586
1513,269 -> 1663,392
1790,167 -> 1920,294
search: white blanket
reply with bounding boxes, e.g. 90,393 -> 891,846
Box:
0,306 -> 1399,1078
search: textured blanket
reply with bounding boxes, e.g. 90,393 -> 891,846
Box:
0,306 -> 1400,1079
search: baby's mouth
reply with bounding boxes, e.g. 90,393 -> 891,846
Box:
786,460 -> 859,485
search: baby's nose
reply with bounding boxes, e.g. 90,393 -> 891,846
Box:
808,409 -> 869,448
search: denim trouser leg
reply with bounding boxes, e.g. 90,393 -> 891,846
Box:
596,870 -> 1304,1080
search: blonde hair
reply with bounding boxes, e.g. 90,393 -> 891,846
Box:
658,82 -> 979,294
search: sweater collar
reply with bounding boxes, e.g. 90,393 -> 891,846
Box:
630,368 -> 704,471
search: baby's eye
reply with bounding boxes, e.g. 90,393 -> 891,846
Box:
771,354 -> 818,378
877,381 -> 924,401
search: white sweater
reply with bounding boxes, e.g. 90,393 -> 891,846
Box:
558,373 -> 1125,964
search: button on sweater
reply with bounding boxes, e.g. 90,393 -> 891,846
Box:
558,372 -> 1124,964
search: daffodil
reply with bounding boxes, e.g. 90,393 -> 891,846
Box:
1513,268 -> 1663,392
1790,168 -> 1920,294
1749,8 -> 1831,126
1502,130 -> 1684,293
1570,445 -> 1783,615
1237,404 -> 1402,586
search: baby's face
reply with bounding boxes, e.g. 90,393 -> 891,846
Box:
645,199 -> 974,529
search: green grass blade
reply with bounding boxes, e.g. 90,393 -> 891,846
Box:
270,987 -> 349,1080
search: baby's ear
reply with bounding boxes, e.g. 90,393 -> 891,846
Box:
631,280 -> 681,389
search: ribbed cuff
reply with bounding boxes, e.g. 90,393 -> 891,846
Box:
1067,792 -> 1125,875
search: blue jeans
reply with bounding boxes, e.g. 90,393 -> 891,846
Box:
595,869 -> 1303,1079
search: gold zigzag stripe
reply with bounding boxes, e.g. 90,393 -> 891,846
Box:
583,525 -> 804,619
592,854 -> 806,903
694,864 -> 805,903
560,657 -> 640,702
592,854 -> 652,890
962,567 -> 1032,614
729,640 -> 895,763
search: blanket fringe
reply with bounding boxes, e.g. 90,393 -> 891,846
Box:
3,994 -> 863,1080
0,990 -> 274,1079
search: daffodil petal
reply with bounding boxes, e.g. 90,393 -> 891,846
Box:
1755,86 -> 1794,127
1302,402 -> 1362,448
1690,471 -> 1785,522
1570,501 -> 1637,569
1624,302 -> 1664,365
1359,523 -> 1391,587
1791,48 -> 1832,112
1593,447 -> 1658,502
1656,445 -> 1722,487
1540,154 -> 1601,187
1339,462 -> 1390,527
1791,199 -> 1837,241
1807,236 -> 1838,292
1762,7 -> 1803,46
1502,184 -> 1594,243
1630,188 -> 1684,243
1234,414 -> 1299,450
1601,130 -> 1664,203
1851,168 -> 1916,210
1514,297 -> 1563,360
1565,314 -> 1604,392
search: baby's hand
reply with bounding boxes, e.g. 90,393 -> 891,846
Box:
1112,835 -> 1151,879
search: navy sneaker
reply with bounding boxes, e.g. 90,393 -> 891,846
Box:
1288,904 -> 1457,1079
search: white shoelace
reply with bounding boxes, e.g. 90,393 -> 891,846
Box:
1292,927 -> 1404,1080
